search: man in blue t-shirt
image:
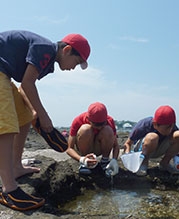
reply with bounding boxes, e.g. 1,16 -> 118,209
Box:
0,30 -> 90,211
124,105 -> 179,176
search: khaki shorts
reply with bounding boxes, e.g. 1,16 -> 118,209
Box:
134,137 -> 170,158
0,72 -> 33,134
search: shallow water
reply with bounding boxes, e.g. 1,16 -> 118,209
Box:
61,187 -> 179,218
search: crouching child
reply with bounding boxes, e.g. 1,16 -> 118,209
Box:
66,102 -> 119,177
124,105 -> 179,176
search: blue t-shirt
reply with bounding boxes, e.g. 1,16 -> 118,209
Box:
129,117 -> 178,144
0,30 -> 58,82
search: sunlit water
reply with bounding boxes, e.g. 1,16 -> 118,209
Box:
61,187 -> 179,218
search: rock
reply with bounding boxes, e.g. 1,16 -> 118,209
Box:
0,131 -> 178,218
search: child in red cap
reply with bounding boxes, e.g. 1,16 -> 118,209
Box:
0,30 -> 90,211
66,102 -> 119,176
62,129 -> 69,139
124,105 -> 179,176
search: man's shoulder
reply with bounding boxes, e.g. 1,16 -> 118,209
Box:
132,117 -> 153,131
0,30 -> 53,47
129,117 -> 154,140
77,112 -> 87,119
137,117 -> 153,125
20,30 -> 51,42
73,112 -> 87,123
107,115 -> 114,121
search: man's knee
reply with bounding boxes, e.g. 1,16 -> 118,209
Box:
97,126 -> 115,149
77,124 -> 92,137
142,133 -> 159,154
173,130 -> 179,142
144,133 -> 159,145
99,125 -> 114,138
76,124 -> 94,143
169,131 -> 179,153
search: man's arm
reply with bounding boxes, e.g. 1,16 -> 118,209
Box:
18,85 -> 37,119
21,64 -> 53,133
124,138 -> 134,153
66,135 -> 81,161
67,135 -> 98,168
112,136 -> 120,159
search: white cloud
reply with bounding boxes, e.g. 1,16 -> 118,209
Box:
119,36 -> 149,43
37,64 -> 109,92
33,15 -> 69,25
35,64 -> 179,127
106,89 -> 179,123
14,64 -> 179,127
107,43 -> 121,50
36,65 -> 111,126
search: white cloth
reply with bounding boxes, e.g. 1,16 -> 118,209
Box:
80,154 -> 98,169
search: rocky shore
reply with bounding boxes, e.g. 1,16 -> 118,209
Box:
0,130 -> 178,218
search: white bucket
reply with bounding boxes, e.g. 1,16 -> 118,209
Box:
120,151 -> 144,173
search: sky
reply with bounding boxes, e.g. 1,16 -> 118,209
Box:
1,0 -> 179,127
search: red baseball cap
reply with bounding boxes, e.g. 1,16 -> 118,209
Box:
87,102 -> 107,123
61,33 -> 90,70
153,105 -> 176,125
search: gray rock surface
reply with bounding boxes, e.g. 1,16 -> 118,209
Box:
0,130 -> 178,218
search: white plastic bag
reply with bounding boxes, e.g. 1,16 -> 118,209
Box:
120,151 -> 144,173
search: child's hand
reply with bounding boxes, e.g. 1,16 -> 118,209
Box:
123,144 -> 131,153
32,110 -> 38,119
106,159 -> 119,176
80,153 -> 98,169
86,153 -> 98,168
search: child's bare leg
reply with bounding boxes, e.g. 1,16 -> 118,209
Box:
13,122 -> 40,179
0,133 -> 17,192
96,126 -> 115,157
76,124 -> 94,155
160,131 -> 179,166
141,133 -> 159,166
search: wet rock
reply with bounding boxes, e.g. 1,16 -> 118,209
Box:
0,131 -> 178,218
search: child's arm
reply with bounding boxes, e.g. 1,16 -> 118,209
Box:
18,85 -> 37,119
112,136 -> 120,159
105,136 -> 119,176
66,135 -> 81,161
21,64 -> 53,133
124,138 -> 134,153
67,135 -> 98,167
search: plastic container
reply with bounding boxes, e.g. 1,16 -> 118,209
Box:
173,155 -> 179,170
120,151 -> 145,173
140,154 -> 145,162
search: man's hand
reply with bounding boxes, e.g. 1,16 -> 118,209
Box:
124,145 -> 131,153
39,113 -> 53,133
106,158 -> 119,176
80,153 -> 98,169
